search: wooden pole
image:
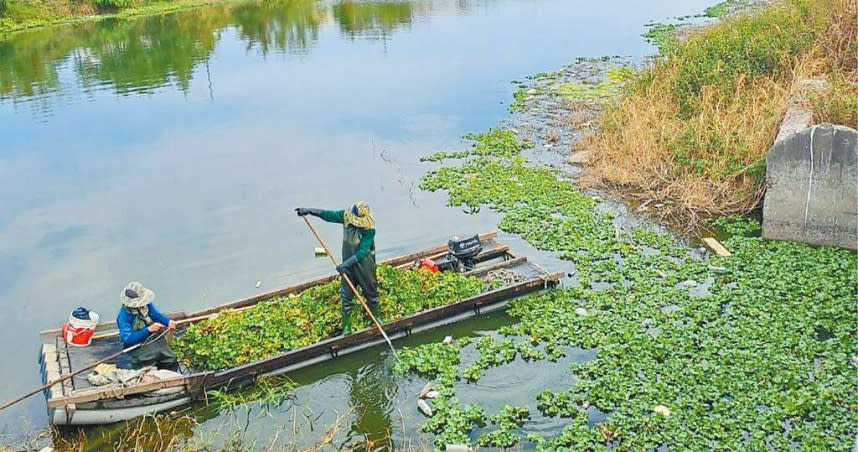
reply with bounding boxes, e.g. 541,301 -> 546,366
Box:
0,329 -> 170,412
302,216 -> 400,362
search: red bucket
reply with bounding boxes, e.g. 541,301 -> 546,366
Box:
61,311 -> 100,347
417,258 -> 440,273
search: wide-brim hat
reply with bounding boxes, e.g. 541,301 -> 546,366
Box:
344,201 -> 375,229
121,281 -> 155,308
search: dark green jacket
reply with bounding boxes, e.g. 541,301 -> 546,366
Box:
318,209 -> 376,262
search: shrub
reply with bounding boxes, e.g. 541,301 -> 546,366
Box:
91,0 -> 132,11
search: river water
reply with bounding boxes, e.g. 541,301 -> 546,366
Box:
0,0 -> 713,448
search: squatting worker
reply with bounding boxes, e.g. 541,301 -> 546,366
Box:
296,201 -> 379,336
117,281 -> 179,370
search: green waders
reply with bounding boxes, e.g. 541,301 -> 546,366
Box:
340,225 -> 380,334
125,307 -> 178,370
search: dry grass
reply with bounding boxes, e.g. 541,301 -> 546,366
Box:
582,0 -> 857,222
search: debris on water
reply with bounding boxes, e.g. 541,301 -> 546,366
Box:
442,336 -> 453,345
510,128 -> 520,135
653,405 -> 672,417
444,445 -> 471,452
574,307 -> 588,316
314,247 -> 327,257
418,382 -> 434,399
708,266 -> 729,274
425,390 -> 440,399
568,150 -> 592,165
680,280 -> 697,288
543,144 -> 554,148
661,304 -> 681,314
418,398 -> 434,417
255,280 -> 262,288
636,199 -> 653,212
656,270 -> 668,278
702,237 -> 732,257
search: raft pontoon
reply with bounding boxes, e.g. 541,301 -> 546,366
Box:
38,232 -> 561,425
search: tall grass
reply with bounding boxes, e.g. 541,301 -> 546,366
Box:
584,0 -> 857,218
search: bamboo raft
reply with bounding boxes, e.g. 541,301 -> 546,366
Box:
38,232 -> 562,425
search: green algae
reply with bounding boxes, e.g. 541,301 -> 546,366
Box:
401,127 -> 858,450
509,64 -> 634,112
551,66 -> 635,101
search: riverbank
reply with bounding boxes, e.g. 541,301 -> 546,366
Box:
0,0 -> 233,35
579,0 -> 856,221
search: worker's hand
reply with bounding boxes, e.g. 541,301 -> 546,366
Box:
148,323 -> 166,333
295,208 -> 316,217
168,320 -> 177,330
336,255 -> 359,274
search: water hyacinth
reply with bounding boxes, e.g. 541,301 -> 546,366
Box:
173,265 -> 484,370
405,125 -> 858,450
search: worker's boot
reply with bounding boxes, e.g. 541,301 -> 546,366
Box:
368,298 -> 384,324
341,310 -> 353,336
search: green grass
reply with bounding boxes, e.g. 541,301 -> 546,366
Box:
0,0 -> 230,35
666,2 -> 816,116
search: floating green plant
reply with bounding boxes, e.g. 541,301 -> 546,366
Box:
174,265 -> 484,370
406,123 -> 858,450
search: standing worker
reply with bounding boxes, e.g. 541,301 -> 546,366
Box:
117,281 -> 179,370
296,202 -> 380,335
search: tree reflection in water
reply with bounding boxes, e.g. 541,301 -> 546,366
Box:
0,0 -> 469,107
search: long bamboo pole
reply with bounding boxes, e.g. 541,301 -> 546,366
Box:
302,216 -> 400,362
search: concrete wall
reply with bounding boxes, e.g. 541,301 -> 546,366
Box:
762,123 -> 858,250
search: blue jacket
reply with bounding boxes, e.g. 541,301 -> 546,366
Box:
116,303 -> 171,346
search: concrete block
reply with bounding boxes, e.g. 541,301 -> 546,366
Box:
763,123 -> 858,249
774,107 -> 813,144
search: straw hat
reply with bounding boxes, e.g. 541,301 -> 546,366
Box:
343,201 -> 375,229
120,281 -> 155,308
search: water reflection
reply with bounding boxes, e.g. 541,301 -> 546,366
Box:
233,0 -> 323,55
333,1 -> 413,39
0,0 -> 458,105
76,15 -> 222,95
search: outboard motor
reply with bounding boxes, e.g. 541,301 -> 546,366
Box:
435,234 -> 483,272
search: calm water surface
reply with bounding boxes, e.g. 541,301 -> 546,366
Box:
0,0 -> 712,446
